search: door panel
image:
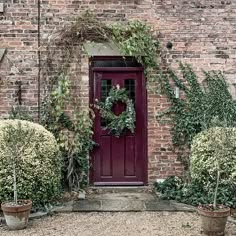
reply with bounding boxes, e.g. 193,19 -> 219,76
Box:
124,136 -> 136,176
91,70 -> 147,185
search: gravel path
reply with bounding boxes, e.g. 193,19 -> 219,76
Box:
0,212 -> 235,236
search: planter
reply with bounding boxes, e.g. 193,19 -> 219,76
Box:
1,200 -> 32,230
198,205 -> 230,236
230,208 -> 236,218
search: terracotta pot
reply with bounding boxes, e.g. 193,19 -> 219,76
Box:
230,208 -> 236,218
198,205 -> 230,236
1,200 -> 32,230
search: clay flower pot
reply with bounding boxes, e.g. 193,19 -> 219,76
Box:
198,205 -> 230,236
1,200 -> 32,230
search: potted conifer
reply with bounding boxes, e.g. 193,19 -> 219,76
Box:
0,121 -> 35,230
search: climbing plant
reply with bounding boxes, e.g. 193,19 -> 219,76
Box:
43,12 -> 159,85
158,63 -> 236,169
111,20 -> 159,77
40,12 -> 160,191
40,73 -> 94,190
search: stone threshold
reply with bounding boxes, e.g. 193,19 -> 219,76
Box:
52,199 -> 196,213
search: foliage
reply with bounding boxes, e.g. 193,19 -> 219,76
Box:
8,106 -> 33,122
41,73 -> 71,135
41,74 -> 94,191
44,12 -> 159,81
41,12 -> 159,190
191,127 -> 236,187
155,176 -> 236,208
155,176 -> 183,200
156,127 -> 236,208
0,121 -> 35,205
111,20 -> 159,77
158,63 -> 236,169
191,127 -> 236,208
96,86 -> 136,137
0,120 -> 61,208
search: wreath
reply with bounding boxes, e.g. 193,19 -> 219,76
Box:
96,85 -> 136,137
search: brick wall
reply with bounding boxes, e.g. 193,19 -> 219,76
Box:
0,0 -> 235,183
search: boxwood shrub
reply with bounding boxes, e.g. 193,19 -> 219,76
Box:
155,127 -> 236,207
190,127 -> 236,187
0,119 -> 61,208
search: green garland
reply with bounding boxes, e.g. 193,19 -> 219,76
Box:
97,86 -> 136,137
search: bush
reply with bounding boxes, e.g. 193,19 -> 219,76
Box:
155,176 -> 211,206
0,119 -> 61,208
156,128 -> 236,207
155,176 -> 236,207
155,176 -> 183,200
190,127 -> 236,188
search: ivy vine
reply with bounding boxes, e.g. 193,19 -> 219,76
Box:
158,63 -> 236,170
111,21 -> 159,77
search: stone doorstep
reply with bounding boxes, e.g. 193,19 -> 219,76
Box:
68,199 -> 196,212
87,186 -> 152,194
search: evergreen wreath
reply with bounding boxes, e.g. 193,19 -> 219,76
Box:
96,85 -> 136,137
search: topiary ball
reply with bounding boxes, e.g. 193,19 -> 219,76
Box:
0,119 -> 61,208
190,127 -> 236,188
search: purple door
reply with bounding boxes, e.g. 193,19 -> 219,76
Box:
91,67 -> 147,185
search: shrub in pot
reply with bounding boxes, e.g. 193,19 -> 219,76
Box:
191,127 -> 236,235
228,183 -> 236,218
0,120 -> 61,230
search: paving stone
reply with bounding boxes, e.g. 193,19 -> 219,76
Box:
52,201 -> 73,213
73,200 -> 101,212
53,190 -> 197,213
52,205 -> 73,213
29,211 -> 48,219
145,200 -> 176,211
101,199 -> 145,211
170,201 -> 196,212
88,186 -> 150,194
89,192 -> 155,201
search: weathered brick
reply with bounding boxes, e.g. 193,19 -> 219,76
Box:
0,0 -> 236,184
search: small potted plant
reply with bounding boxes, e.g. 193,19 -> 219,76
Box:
0,121 -> 35,230
197,168 -> 230,236
191,127 -> 235,235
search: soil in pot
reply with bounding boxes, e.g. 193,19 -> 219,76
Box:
1,200 -> 32,230
198,205 -> 230,236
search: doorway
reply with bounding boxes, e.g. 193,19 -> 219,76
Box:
90,57 -> 147,185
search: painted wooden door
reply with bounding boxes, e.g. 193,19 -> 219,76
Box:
91,68 -> 147,185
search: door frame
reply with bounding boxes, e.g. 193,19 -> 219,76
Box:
89,56 -> 148,185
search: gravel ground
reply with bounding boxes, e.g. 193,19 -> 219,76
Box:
0,212 -> 235,236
